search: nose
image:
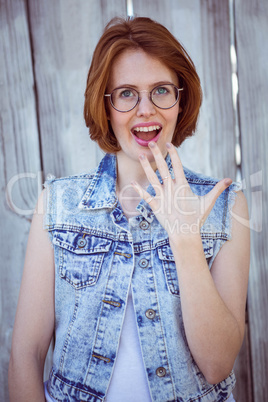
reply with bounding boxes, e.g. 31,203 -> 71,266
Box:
136,92 -> 156,117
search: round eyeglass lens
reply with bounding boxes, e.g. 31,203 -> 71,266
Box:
111,88 -> 139,112
151,84 -> 179,109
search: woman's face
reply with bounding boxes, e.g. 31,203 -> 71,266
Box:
106,49 -> 181,166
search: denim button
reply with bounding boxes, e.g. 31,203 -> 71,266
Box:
145,309 -> 156,319
156,367 -> 166,377
139,258 -> 149,268
139,220 -> 149,230
78,238 -> 87,248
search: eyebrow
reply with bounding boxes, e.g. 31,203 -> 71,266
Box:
112,81 -> 176,90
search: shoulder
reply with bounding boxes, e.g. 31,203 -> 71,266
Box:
43,168 -> 98,199
183,166 -> 218,185
183,167 -> 242,241
183,166 -> 240,198
44,168 -> 97,187
229,189 -> 249,229
42,168 -> 98,229
183,165 -> 240,189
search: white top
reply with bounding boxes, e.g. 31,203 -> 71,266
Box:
105,288 -> 152,401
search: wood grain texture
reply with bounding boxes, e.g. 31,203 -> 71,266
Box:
199,0 -> 236,179
0,0 -> 42,400
28,0 -> 126,180
233,320 -> 253,402
235,0 -> 268,400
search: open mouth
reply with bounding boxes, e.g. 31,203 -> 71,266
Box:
131,125 -> 162,146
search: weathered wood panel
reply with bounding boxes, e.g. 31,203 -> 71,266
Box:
0,0 -> 42,401
199,0 -> 236,179
233,318 -> 253,402
28,0 -> 126,180
235,0 -> 268,401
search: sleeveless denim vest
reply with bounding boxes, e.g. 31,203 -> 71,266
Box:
44,153 -> 238,402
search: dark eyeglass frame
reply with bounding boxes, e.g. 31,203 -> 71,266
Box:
104,84 -> 184,113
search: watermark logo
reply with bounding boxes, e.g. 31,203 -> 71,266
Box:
5,170 -> 263,233
6,171 -> 43,216
230,170 -> 262,232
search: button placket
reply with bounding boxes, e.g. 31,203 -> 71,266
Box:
130,216 -> 173,398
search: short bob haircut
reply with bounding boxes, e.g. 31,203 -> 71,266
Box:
84,17 -> 202,153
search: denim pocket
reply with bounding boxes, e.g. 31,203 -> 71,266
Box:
157,239 -> 214,297
53,231 -> 112,289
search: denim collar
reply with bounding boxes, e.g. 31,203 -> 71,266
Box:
79,153 -> 118,210
79,153 -> 174,221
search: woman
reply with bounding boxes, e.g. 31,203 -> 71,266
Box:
9,17 -> 250,402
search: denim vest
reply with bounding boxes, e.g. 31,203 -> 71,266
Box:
44,153 -> 238,402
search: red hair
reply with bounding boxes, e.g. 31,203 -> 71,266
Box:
84,17 -> 202,153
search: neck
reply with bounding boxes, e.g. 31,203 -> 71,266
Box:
115,151 -> 151,217
116,151 -> 153,190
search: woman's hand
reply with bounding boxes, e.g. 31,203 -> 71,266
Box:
131,142 -> 232,240
132,141 -> 250,384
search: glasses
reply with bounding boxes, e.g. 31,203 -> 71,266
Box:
104,84 -> 183,113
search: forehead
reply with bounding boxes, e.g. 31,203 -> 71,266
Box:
108,49 -> 178,89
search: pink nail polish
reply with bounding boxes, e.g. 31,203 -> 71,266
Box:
224,178 -> 232,186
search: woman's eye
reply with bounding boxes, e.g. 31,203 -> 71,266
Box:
155,86 -> 169,95
120,89 -> 135,98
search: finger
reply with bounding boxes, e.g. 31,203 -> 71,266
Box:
148,141 -> 170,180
204,178 -> 232,218
166,142 -> 187,183
162,175 -> 173,184
131,181 -> 158,209
139,154 -> 162,196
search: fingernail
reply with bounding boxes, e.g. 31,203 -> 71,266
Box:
139,154 -> 145,160
166,142 -> 172,149
148,141 -> 156,148
224,178 -> 232,186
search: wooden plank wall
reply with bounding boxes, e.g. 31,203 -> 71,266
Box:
235,0 -> 268,401
0,0 -> 267,400
0,2 -> 42,402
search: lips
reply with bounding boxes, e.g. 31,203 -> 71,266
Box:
131,123 -> 162,147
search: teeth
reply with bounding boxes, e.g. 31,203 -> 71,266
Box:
133,125 -> 160,133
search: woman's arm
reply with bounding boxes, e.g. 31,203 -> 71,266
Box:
169,190 -> 250,384
8,190 -> 55,402
132,142 -> 250,384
